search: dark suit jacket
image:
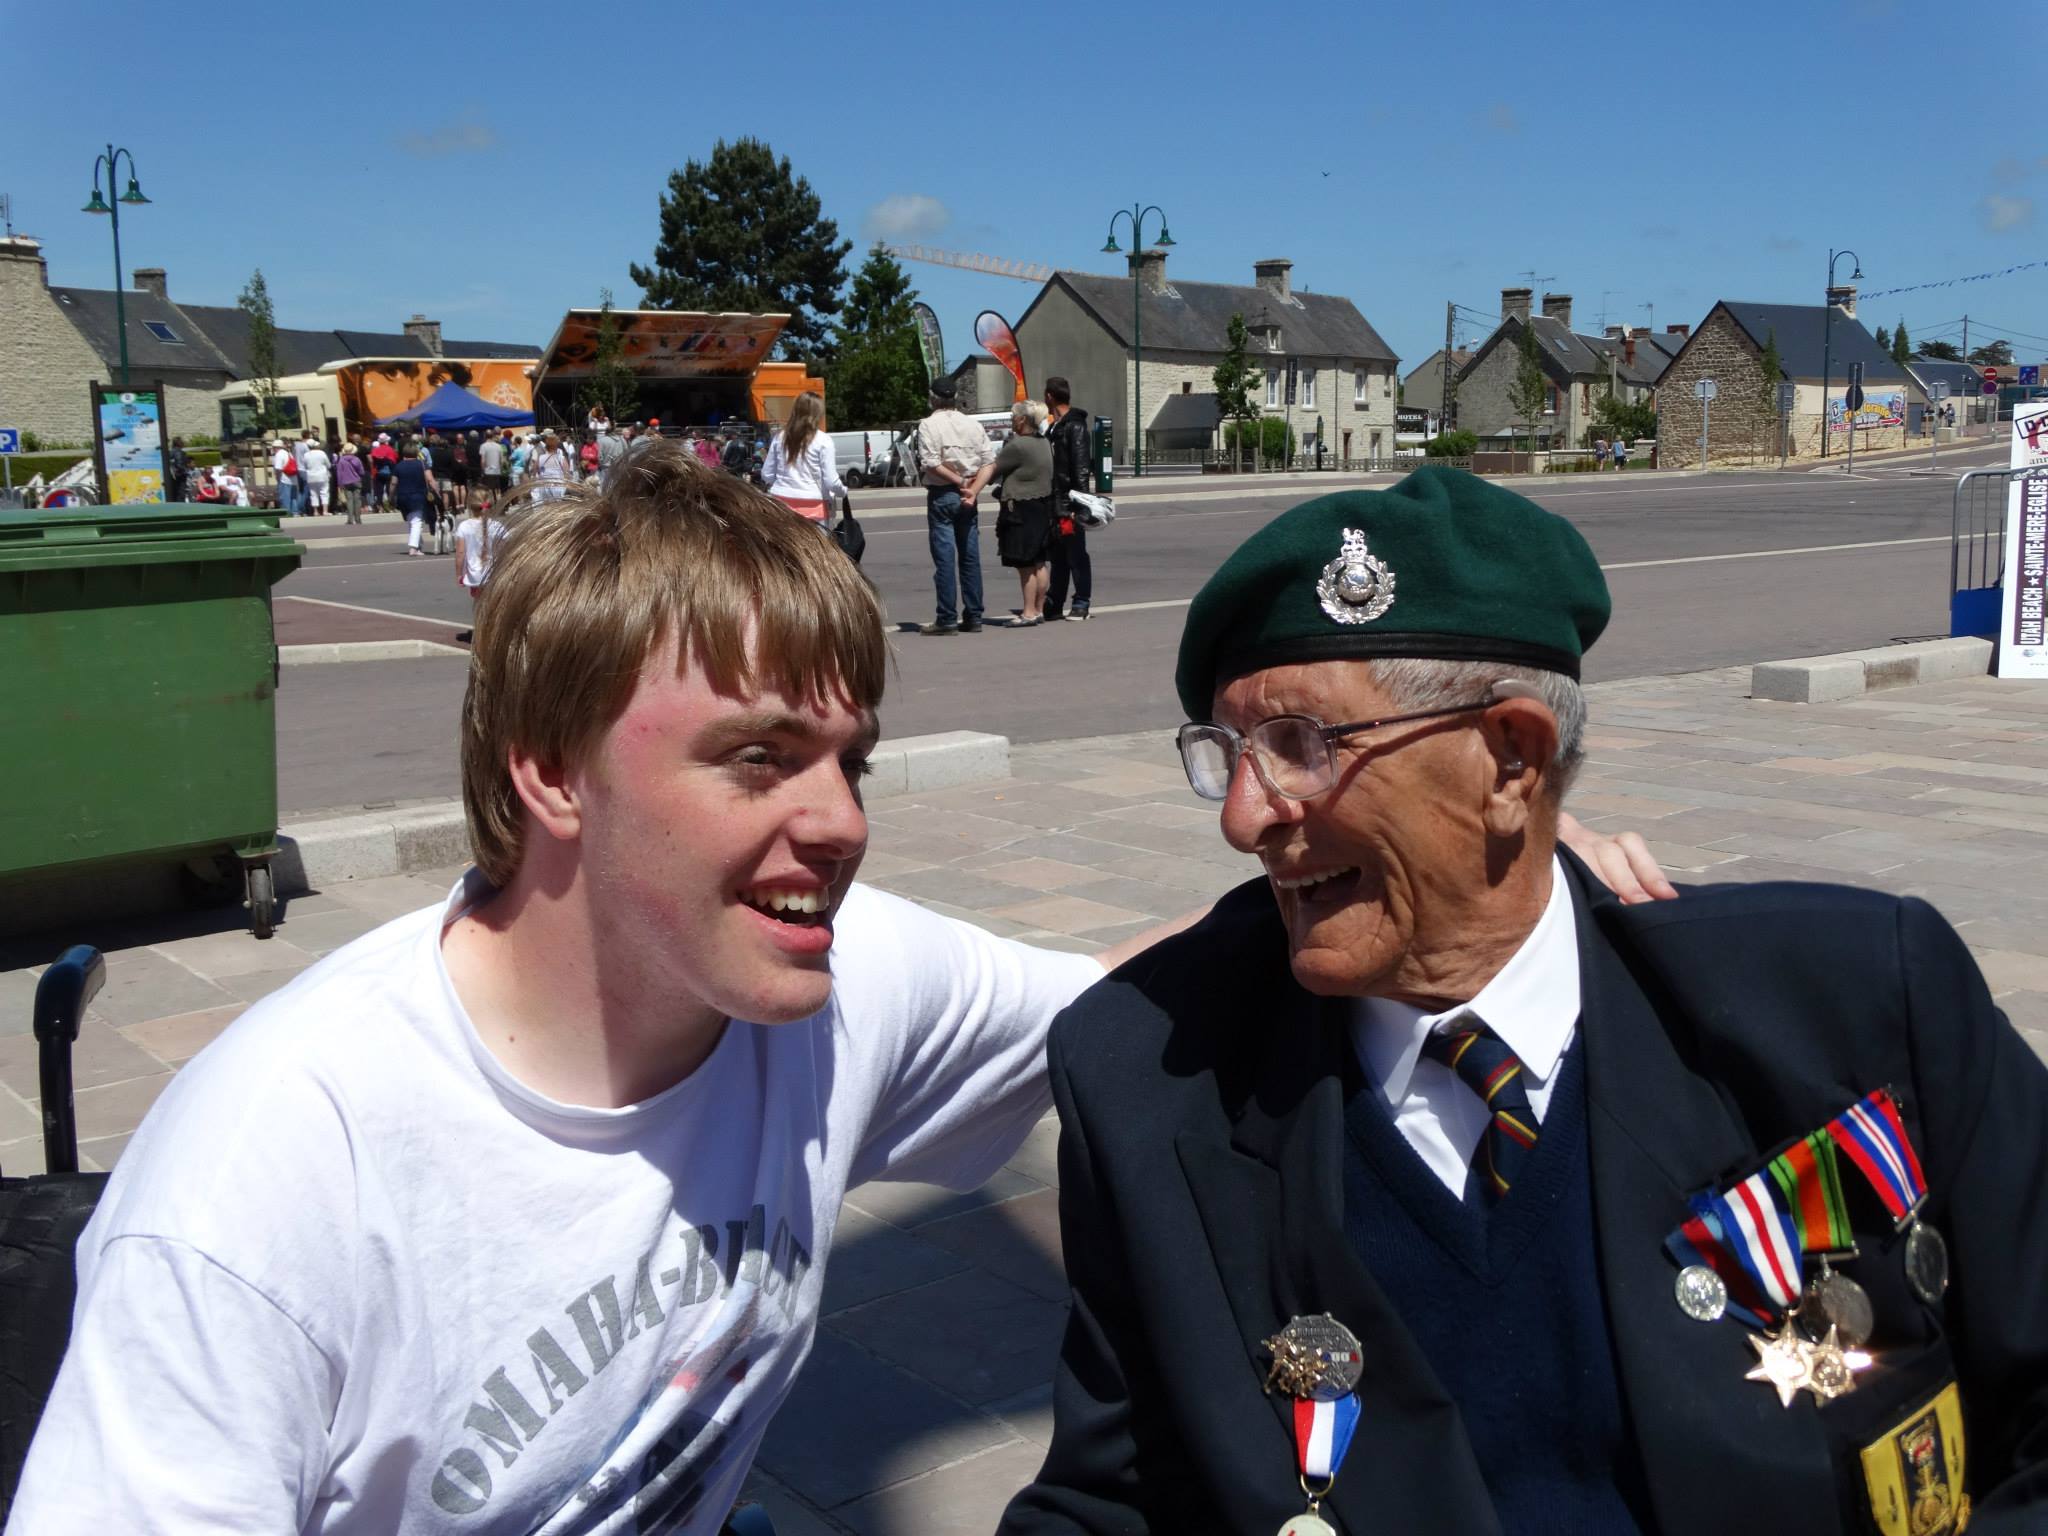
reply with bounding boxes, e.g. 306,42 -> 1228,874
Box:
1000,853 -> 2048,1536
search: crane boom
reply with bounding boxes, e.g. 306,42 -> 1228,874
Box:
885,244 -> 1053,283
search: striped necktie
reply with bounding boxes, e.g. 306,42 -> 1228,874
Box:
1421,1023 -> 1538,1206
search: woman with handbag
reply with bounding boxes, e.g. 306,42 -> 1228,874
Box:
968,400 -> 1055,626
760,394 -> 845,524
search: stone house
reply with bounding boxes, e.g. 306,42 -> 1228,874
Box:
1453,288 -> 1681,449
0,235 -> 530,447
1013,254 -> 1399,465
1400,347 -> 1473,433
1655,289 -> 1910,467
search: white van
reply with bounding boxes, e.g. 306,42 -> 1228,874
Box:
830,428 -> 910,487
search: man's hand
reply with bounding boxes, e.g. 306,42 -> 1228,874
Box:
1558,811 -> 1679,904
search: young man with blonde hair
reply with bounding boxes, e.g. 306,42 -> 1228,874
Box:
14,445 -> 1664,1532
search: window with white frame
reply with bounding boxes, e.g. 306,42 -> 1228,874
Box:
1300,369 -> 1316,408
1354,367 -> 1367,403
1265,369 -> 1281,407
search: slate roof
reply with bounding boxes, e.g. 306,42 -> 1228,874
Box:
1581,331 -> 1682,389
1904,358 -> 1982,395
1148,391 -> 1223,431
48,289 -> 539,382
46,287 -> 235,375
1708,301 -> 1909,384
1046,271 -> 1398,364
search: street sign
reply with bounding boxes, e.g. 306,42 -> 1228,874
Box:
2023,365 -> 2041,386
1929,381 -> 1951,402
1984,368 -> 2001,395
1693,378 -> 1718,402
1285,358 -> 1299,406
1847,384 -> 1866,412
0,429 -> 19,455
1777,382 -> 1796,414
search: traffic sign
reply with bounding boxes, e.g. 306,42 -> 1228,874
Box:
1929,381 -> 1951,401
0,429 -> 18,455
1847,384 -> 1866,412
1777,381 -> 1797,414
1693,378 -> 1718,402
2022,365 -> 2041,386
1984,367 -> 2001,395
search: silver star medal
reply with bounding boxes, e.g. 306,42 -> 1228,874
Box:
1315,528 -> 1395,625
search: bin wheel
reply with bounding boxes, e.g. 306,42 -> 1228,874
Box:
247,864 -> 276,940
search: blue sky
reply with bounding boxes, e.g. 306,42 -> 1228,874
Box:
9,0 -> 2043,383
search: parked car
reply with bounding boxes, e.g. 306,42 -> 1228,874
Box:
832,429 -> 910,488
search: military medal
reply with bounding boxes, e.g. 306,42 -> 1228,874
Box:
1767,1131 -> 1875,1348
1744,1324 -> 1813,1409
1262,1314 -> 1364,1536
1826,1089 -> 1949,1307
1314,528 -> 1396,624
1673,1264 -> 1728,1323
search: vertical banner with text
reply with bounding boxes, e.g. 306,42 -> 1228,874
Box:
911,303 -> 947,389
90,382 -> 169,505
1997,401 -> 2048,679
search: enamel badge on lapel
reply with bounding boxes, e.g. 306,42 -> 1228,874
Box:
1315,528 -> 1395,625
1262,1314 -> 1364,1536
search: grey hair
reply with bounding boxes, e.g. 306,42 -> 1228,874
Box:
1363,657 -> 1586,799
1011,399 -> 1048,434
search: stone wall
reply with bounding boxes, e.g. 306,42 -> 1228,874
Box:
0,246 -> 108,445
1456,338 -> 1576,444
1654,309 -> 1770,468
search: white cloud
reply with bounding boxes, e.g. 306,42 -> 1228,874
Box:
397,112 -> 497,158
861,194 -> 951,243
1981,193 -> 2036,234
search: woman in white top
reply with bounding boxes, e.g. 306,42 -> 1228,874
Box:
531,431 -> 573,502
760,394 -> 845,522
301,441 -> 332,514
454,503 -> 508,601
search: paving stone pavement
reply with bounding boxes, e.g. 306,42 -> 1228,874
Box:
3,666 -> 2045,1533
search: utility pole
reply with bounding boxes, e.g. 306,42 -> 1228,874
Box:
1439,301 -> 1455,435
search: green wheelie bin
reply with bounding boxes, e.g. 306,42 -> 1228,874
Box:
0,503 -> 303,937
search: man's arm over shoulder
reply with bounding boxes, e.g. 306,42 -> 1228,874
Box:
1895,896 -> 2048,1525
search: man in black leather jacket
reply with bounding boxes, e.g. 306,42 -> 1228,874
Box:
1043,376 -> 1093,621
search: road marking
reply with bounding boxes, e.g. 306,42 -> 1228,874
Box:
278,594 -> 468,630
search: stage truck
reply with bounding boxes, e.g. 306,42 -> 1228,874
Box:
528,308 -> 824,432
218,357 -> 538,446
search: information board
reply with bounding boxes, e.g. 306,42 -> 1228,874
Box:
1997,401 -> 2048,680
90,382 -> 169,504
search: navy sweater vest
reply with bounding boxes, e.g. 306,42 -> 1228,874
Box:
1341,1043 -> 1651,1535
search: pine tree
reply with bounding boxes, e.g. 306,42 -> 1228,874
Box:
1757,328 -> 1785,407
1891,319 -> 1911,364
1873,325 -> 1891,355
577,289 -> 640,426
825,247 -> 926,426
1212,313 -> 1261,469
237,269 -> 283,433
628,138 -> 851,362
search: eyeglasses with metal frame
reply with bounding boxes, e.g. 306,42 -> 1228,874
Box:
1176,696 -> 1505,802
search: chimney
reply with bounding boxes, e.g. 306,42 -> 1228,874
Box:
1127,249 -> 1171,296
1541,292 -> 1573,328
0,234 -> 49,288
1253,258 -> 1293,302
1501,287 -> 1533,324
1629,326 -> 1651,339
133,267 -> 168,300
404,313 -> 444,355
1604,325 -> 1626,340
1665,323 -> 1690,339
1826,284 -> 1857,319
1624,335 -> 1636,366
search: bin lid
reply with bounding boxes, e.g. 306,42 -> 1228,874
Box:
0,501 -> 302,576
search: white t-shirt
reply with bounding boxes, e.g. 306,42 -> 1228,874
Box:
303,447 -> 333,483
455,515 -> 509,589
12,877 -> 1098,1534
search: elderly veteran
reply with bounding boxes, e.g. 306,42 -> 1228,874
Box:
1000,468 -> 2048,1536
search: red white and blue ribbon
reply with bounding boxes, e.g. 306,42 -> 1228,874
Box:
1827,1088 -> 1927,1228
1703,1170 -> 1805,1316
1667,1206 -> 1775,1330
1292,1394 -> 1362,1482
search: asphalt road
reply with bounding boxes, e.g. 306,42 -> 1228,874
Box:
273,450 -> 2007,813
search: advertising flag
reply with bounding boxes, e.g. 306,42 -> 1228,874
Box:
1998,401 -> 2048,679
912,303 -> 947,387
974,311 -> 1028,403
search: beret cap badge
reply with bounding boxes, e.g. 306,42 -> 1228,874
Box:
1315,527 -> 1396,625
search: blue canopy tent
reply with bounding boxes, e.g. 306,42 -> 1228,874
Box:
376,381 -> 535,431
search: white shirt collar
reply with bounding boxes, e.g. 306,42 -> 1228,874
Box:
1353,857 -> 1580,1107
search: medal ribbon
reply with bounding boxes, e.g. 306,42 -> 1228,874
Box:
1291,1395 -> 1362,1483
1667,1204 -> 1778,1329
1704,1170 -> 1805,1315
1826,1089 -> 1927,1226
1767,1131 -> 1855,1253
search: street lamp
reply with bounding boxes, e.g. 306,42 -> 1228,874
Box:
1818,247 -> 1862,461
82,144 -> 151,388
1102,204 -> 1174,477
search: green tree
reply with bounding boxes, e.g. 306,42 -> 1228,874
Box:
1757,327 -> 1785,411
1424,429 -> 1478,458
576,289 -> 641,427
629,138 -> 851,362
1223,416 -> 1295,464
237,269 -> 283,433
1968,339 -> 2014,367
1917,340 -> 1962,361
1211,313 -> 1261,469
1506,320 -> 1550,454
1591,390 -> 1658,447
1873,325 -> 1891,355
824,246 -> 926,427
1891,319 -> 1911,364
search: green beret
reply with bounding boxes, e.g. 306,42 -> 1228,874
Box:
1175,466 -> 1610,719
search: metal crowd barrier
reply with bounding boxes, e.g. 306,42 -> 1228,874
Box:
1951,466 -> 2027,637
